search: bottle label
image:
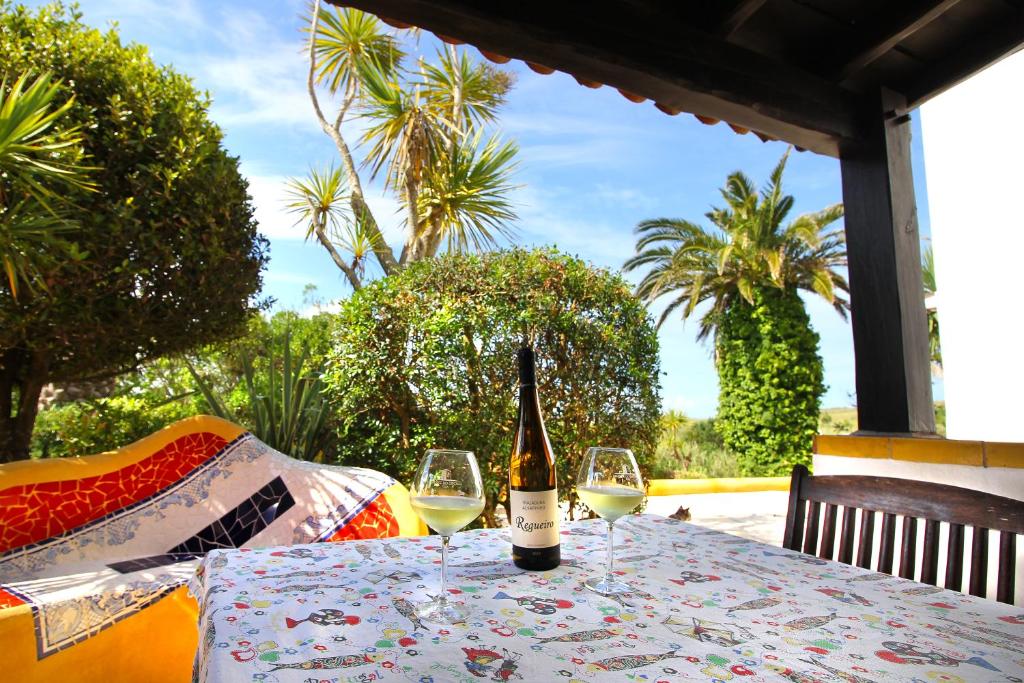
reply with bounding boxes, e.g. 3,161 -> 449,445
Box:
509,489 -> 559,548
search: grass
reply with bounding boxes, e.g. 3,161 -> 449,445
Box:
819,402 -> 946,436
650,412 -> 740,480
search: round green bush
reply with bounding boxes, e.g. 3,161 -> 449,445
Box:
323,248 -> 662,526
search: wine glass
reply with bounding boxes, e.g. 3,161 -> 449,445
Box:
409,449 -> 485,623
576,447 -> 644,595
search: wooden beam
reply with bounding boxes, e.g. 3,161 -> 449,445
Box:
835,0 -> 962,82
840,89 -> 935,434
328,0 -> 861,156
905,12 -> 1024,109
716,0 -> 767,40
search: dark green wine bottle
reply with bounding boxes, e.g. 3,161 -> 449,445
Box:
508,346 -> 560,570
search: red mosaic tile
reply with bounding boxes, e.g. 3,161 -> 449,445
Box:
0,587 -> 25,609
327,495 -> 399,542
0,432 -> 228,553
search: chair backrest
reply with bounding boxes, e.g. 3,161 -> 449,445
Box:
783,464 -> 1024,604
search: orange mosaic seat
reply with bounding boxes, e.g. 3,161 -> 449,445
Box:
0,416 -> 423,683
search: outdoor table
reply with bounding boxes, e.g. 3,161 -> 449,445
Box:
189,514 -> 1024,682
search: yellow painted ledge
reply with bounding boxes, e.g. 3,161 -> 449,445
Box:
648,477 -> 789,496
814,434 -> 1024,468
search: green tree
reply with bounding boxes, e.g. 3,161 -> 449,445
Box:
716,288 -> 824,475
624,150 -> 846,474
0,71 -> 93,297
323,249 -> 662,527
0,3 -> 268,461
286,3 -> 518,290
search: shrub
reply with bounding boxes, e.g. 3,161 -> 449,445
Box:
650,415 -> 738,479
323,248 -> 662,526
32,395 -> 197,458
715,287 -> 824,476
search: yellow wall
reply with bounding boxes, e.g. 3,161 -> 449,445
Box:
814,434 -> 1024,468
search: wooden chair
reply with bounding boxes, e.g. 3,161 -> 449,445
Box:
783,464 -> 1024,604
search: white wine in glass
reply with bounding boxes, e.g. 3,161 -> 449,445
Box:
409,449 -> 485,624
576,447 -> 644,595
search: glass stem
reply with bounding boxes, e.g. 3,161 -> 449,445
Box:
439,535 -> 450,605
605,520 -> 615,585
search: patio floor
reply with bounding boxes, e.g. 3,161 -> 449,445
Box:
645,490 -> 789,547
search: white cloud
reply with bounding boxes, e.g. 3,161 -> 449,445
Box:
512,185 -> 637,264
244,172 -> 304,241
299,301 -> 342,318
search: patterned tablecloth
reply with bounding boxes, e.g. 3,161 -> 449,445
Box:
189,514 -> 1024,682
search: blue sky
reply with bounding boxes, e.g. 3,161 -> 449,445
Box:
34,0 -> 942,417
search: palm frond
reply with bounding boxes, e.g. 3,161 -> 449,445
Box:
418,132 -> 519,253
421,47 -> 513,133
308,6 -> 403,95
283,166 -> 349,240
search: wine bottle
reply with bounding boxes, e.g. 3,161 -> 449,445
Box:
508,346 -> 560,570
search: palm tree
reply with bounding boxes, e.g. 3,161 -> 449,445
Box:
624,149 -> 847,341
294,2 -> 519,288
0,72 -> 94,297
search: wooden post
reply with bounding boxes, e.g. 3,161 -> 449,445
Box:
839,88 -> 936,434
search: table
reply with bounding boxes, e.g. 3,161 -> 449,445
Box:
189,514 -> 1024,682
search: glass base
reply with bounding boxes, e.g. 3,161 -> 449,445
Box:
414,597 -> 470,624
584,576 -> 632,595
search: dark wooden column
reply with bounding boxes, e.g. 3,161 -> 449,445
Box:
839,88 -> 935,434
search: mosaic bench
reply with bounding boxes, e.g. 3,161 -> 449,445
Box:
0,415 -> 423,683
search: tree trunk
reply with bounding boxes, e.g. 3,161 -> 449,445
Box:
306,0 -> 400,277
0,348 -> 49,463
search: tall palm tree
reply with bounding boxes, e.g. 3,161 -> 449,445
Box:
0,72 -> 93,297
624,149 -> 847,341
294,3 -> 519,288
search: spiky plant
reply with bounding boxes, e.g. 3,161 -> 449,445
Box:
0,72 -> 94,296
188,331 -> 333,462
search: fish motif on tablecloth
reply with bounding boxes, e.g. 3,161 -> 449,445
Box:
726,596 -> 781,612
391,597 -> 426,632
784,613 -> 838,631
535,628 -> 619,644
284,609 -> 360,629
270,653 -> 379,671
493,592 -> 572,615
592,650 -> 682,671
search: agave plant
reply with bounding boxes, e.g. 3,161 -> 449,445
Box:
187,331 -> 334,462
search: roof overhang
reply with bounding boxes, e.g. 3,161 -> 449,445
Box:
328,0 -> 1024,158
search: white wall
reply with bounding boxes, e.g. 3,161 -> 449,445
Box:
813,455 -> 1024,501
920,50 -> 1024,442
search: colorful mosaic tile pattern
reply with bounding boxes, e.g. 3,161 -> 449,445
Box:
0,419 -> 417,663
328,494 -> 398,542
169,476 -> 296,554
0,431 -> 227,554
190,514 -> 1024,683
